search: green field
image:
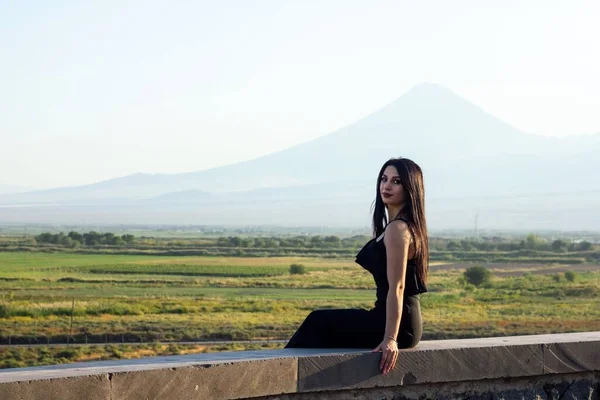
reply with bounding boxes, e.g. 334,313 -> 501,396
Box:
0,251 -> 599,368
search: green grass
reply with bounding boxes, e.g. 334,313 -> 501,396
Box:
0,286 -> 375,300
0,253 -> 158,269
83,264 -> 312,277
0,253 -> 350,278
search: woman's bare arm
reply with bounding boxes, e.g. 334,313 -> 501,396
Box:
373,220 -> 411,374
383,220 -> 411,340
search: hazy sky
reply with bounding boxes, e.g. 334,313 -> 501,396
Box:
2,0 -> 599,189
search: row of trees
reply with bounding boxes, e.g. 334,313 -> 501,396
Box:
30,231 -> 595,252
215,235 -> 369,249
35,232 -> 135,247
438,236 -> 593,252
521,234 -> 593,252
215,234 -> 594,252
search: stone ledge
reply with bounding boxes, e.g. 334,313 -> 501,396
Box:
0,332 -> 598,400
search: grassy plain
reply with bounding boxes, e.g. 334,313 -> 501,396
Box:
0,252 -> 599,368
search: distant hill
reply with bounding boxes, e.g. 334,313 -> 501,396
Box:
1,83 -> 599,230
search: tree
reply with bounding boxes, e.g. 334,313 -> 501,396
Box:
56,232 -> 68,245
266,238 -> 280,248
310,236 -> 323,248
35,233 -> 53,243
83,231 -> 102,246
289,237 -> 307,248
323,236 -> 341,247
121,234 -> 135,244
460,240 -> 475,251
103,233 -> 115,244
579,241 -> 593,251
110,236 -> 125,246
68,231 -> 83,242
463,266 -> 491,287
447,241 -> 461,251
525,234 -> 544,250
551,240 -> 568,252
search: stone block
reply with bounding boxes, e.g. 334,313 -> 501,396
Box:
543,340 -> 600,374
0,374 -> 110,400
111,357 -> 297,400
298,344 -> 543,392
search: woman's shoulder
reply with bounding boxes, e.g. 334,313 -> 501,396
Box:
384,219 -> 412,242
386,218 -> 410,230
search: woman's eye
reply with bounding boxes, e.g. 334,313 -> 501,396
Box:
393,179 -> 401,185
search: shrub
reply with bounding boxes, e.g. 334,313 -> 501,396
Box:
0,303 -> 11,318
564,271 -> 577,282
55,348 -> 80,360
289,264 -> 307,275
463,266 -> 491,287
109,348 -> 124,359
1,359 -> 24,369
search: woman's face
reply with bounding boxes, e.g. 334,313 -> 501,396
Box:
379,165 -> 405,207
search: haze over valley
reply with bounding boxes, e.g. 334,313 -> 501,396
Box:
2,84 -> 598,230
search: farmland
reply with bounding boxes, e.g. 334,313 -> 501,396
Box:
0,232 -> 599,368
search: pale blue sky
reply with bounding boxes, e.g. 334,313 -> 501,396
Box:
2,0 -> 599,189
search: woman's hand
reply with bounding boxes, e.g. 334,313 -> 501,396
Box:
372,337 -> 399,374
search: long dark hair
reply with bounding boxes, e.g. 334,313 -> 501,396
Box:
372,157 -> 429,283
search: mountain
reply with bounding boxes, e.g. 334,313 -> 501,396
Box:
1,83 -> 599,230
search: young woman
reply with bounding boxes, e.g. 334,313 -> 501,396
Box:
285,157 -> 429,375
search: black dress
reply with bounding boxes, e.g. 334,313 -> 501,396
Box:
285,225 -> 428,349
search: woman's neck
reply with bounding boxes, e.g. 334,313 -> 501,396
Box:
387,205 -> 405,222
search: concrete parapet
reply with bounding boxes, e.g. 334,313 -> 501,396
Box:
0,332 -> 598,399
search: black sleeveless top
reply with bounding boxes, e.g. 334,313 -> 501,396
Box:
355,223 -> 428,311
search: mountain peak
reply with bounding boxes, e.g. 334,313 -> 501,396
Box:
398,82 -> 465,107
356,81 -> 475,128
406,82 -> 454,96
